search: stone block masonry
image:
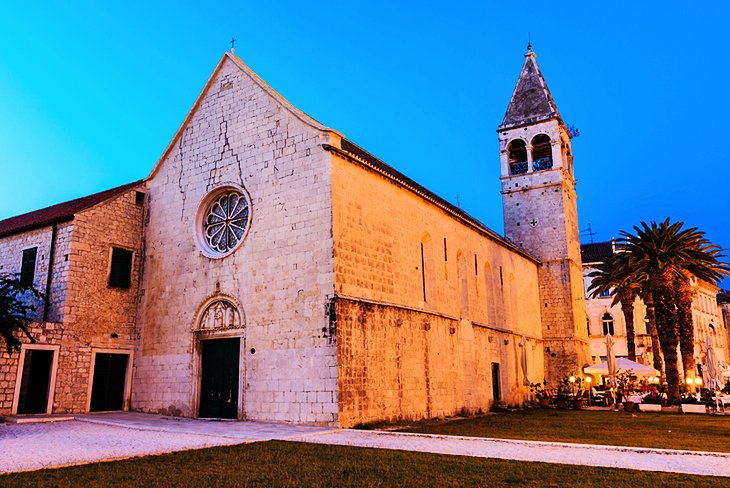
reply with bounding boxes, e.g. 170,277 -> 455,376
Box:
133,54 -> 339,424
0,185 -> 144,414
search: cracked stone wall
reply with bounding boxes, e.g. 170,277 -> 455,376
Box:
330,153 -> 544,427
133,56 -> 338,424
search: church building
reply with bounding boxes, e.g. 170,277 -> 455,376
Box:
0,48 -> 588,426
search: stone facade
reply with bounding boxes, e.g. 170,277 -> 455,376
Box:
0,185 -> 143,414
132,55 -> 339,423
330,149 -> 544,426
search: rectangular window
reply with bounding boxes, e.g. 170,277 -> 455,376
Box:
20,247 -> 37,286
599,290 -> 611,298
108,248 -> 133,289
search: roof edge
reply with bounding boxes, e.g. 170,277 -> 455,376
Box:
325,141 -> 540,264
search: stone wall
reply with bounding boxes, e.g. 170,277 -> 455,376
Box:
0,222 -> 72,322
133,54 -> 338,424
0,186 -> 143,414
53,187 -> 144,412
330,150 -> 544,426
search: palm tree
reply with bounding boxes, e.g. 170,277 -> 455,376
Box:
674,273 -> 696,377
640,289 -> 663,376
587,252 -> 642,361
617,219 -> 729,402
0,274 -> 44,354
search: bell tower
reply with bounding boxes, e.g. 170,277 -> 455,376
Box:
498,47 -> 589,383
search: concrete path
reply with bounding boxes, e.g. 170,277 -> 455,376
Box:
288,429 -> 730,478
0,413 -> 334,474
1,412 -> 729,478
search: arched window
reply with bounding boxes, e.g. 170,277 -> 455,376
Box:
602,313 -> 614,336
531,134 -> 553,171
507,139 -> 528,175
457,251 -> 469,316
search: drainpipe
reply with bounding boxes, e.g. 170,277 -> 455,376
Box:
42,223 -> 57,322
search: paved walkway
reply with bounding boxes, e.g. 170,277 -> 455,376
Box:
1,412 -> 729,477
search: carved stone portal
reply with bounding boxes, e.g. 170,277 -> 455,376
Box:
196,300 -> 242,330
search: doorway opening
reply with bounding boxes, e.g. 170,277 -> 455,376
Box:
89,353 -> 129,412
17,348 -> 55,414
491,362 -> 501,403
199,338 -> 240,419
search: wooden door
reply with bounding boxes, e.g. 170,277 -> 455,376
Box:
199,338 -> 240,419
90,353 -> 129,411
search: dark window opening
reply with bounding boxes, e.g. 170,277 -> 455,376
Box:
602,312 -> 615,336
109,248 -> 133,289
420,243 -> 427,302
508,139 -> 528,175
531,134 -> 553,171
443,238 -> 447,261
20,247 -> 37,287
135,191 -> 145,205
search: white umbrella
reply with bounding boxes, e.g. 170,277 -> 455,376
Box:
705,334 -> 719,390
520,335 -> 530,386
606,334 -> 617,388
584,357 -> 660,377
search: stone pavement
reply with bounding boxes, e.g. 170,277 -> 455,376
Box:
1,412 -> 730,478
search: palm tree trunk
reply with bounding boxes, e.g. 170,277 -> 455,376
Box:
642,290 -> 663,377
619,291 -> 636,361
651,273 -> 681,403
675,276 -> 696,379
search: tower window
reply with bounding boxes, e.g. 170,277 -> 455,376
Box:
507,139 -> 528,175
601,312 -> 614,336
531,134 -> 553,171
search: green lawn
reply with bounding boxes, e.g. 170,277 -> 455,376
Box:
390,409 -> 730,453
1,440 -> 726,487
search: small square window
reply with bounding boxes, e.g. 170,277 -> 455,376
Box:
108,248 -> 133,289
20,247 -> 37,287
135,191 -> 145,205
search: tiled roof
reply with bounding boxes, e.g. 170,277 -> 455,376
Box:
0,180 -> 144,238
500,52 -> 561,130
327,139 -> 538,262
718,290 -> 730,304
580,242 -> 614,264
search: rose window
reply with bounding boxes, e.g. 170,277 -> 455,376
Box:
194,186 -> 251,258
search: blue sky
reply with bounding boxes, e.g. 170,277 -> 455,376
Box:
1,1 -> 728,286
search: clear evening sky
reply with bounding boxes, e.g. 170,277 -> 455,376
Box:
1,1 -> 728,287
